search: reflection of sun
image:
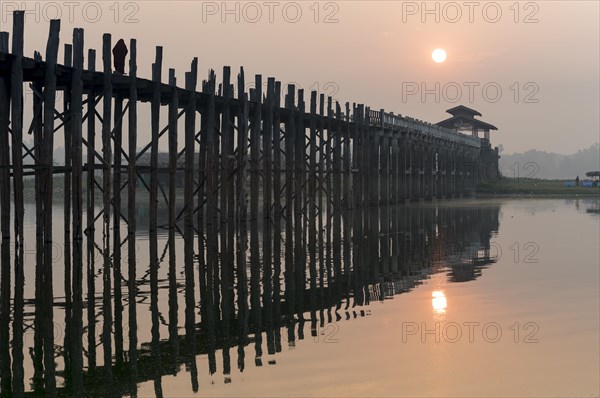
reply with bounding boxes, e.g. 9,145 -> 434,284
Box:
432,48 -> 447,63
432,290 -> 447,314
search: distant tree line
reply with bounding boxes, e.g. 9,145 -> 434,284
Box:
499,143 -> 600,180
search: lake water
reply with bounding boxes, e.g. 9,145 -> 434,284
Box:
0,198 -> 598,396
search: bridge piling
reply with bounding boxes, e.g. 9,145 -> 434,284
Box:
0,29 -> 11,398
71,27 -> 85,391
62,44 -> 73,375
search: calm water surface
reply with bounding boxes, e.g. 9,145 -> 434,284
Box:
2,198 -> 599,397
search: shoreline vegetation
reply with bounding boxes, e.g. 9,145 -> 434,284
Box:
477,178 -> 600,197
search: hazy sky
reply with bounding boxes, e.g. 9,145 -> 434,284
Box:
1,1 -> 598,154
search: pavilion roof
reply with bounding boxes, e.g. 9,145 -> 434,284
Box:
436,114 -> 498,131
445,105 -> 482,117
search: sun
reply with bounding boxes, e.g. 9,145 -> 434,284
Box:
432,48 -> 447,63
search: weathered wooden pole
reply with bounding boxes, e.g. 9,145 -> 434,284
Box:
350,104 -> 361,304
379,111 -> 390,276
342,102 -> 352,284
294,90 -> 305,313
42,19 -> 60,395
220,66 -> 232,340
85,49 -> 96,373
168,68 -> 177,233
9,13 -> 25,392
149,46 -> 162,235
211,73 -> 221,320
204,69 -> 218,362
358,104 -> 368,301
272,81 -> 282,322
390,131 -> 399,207
0,240 -> 9,396
126,38 -> 138,374
148,48 -> 163,388
167,67 -> 180,365
308,91 -> 318,312
250,74 -> 262,346
226,72 -> 236,340
0,30 -> 11,397
284,85 -> 295,317
236,67 -> 249,342
10,12 -> 24,243
31,50 -> 45,394
85,47 -> 97,374
167,66 -> 179,373
332,101 -> 342,301
221,92 -> 234,373
70,27 -> 84,392
390,132 -> 400,275
197,72 -> 209,325
0,30 -> 9,245
112,91 -> 124,366
62,43 -> 73,374
366,108 -> 377,279
184,57 -> 198,372
263,77 -> 275,330
0,32 -> 11,396
317,95 -> 326,298
101,32 -> 113,386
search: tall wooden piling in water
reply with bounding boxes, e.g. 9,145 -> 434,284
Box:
9,13 -> 26,394
0,32 -> 12,393
42,19 -> 60,395
70,27 -> 85,390
127,38 -> 138,373
0,30 -> 11,398
101,32 -> 113,386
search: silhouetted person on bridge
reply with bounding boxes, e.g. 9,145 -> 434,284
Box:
112,39 -> 128,75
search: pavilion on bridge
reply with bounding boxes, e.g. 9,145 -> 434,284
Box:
436,105 -> 498,142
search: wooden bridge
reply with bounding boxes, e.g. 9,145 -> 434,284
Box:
0,12 -> 500,397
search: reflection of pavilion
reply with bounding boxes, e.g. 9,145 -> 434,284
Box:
436,105 -> 498,141
446,246 -> 499,283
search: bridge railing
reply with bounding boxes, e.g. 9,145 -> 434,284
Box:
366,109 -> 480,148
